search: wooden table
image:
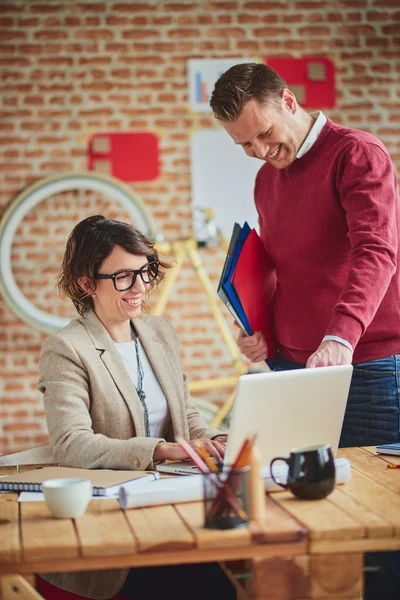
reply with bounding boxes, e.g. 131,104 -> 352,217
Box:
1,447 -> 400,600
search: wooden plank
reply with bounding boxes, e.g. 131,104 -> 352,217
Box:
250,495 -> 307,544
0,501 -> 20,563
274,491 -> 364,540
125,504 -> 195,552
361,446 -> 400,465
311,536 -> 400,554
249,555 -> 309,600
327,487 -> 394,539
176,501 -> 251,549
75,499 -> 137,557
0,467 -> 18,477
1,575 -> 44,599
310,553 -> 363,599
333,466 -> 400,535
20,502 -> 79,562
0,494 -> 19,503
339,447 -> 400,494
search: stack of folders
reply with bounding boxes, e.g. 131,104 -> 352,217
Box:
376,443 -> 400,456
218,222 -> 277,370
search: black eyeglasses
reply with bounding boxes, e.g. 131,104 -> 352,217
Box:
95,260 -> 159,292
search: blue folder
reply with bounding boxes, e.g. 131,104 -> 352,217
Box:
220,222 -> 274,371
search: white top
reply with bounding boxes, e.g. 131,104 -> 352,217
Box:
296,111 -> 327,159
114,339 -> 170,438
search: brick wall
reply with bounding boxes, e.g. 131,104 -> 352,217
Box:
0,0 -> 399,454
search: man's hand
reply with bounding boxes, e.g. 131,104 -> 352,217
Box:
306,340 -> 353,368
235,323 -> 268,363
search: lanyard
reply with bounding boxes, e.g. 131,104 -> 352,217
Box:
131,325 -> 150,437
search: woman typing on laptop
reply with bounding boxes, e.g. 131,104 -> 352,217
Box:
37,215 -> 232,600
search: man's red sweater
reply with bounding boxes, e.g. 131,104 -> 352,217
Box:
255,118 -> 400,364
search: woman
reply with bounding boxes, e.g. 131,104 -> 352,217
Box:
38,215 -> 233,600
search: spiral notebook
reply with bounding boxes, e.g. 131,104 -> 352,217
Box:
0,466 -> 158,496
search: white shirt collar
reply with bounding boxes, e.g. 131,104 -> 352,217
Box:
296,111 -> 327,159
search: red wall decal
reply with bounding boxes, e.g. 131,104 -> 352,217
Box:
88,132 -> 160,182
265,57 -> 336,109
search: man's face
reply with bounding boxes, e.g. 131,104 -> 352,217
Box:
221,93 -> 305,170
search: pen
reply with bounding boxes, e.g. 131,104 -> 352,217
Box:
176,437 -> 248,521
387,464 -> 400,469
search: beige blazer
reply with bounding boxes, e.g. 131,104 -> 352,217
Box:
38,309 -> 223,599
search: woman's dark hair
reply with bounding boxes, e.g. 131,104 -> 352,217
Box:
210,62 -> 287,122
58,215 -> 170,315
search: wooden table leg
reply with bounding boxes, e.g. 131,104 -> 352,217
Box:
1,576 -> 44,600
248,555 -> 310,599
310,554 -> 363,599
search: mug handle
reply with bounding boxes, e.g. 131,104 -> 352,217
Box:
270,457 -> 289,489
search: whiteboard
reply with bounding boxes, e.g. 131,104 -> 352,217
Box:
190,129 -> 261,242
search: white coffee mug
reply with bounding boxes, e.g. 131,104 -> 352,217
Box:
42,477 -> 92,518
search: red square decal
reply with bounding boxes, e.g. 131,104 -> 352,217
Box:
88,132 -> 160,182
265,57 -> 336,109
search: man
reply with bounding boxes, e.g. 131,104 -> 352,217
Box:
210,62 -> 400,448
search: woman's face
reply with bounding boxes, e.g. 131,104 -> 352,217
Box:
92,245 -> 152,324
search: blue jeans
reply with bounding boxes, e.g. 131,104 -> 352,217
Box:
274,355 -> 400,447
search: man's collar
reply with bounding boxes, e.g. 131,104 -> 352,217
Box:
296,111 -> 327,159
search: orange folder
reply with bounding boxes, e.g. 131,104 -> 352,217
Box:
231,228 -> 277,361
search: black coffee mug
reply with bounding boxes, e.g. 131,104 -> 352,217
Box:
270,444 -> 336,500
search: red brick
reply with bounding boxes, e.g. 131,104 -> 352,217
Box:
197,15 -> 213,24
114,3 -> 156,11
245,1 -> 289,8
4,423 -> 41,432
168,28 -> 201,38
383,25 -> 400,34
0,31 -> 26,41
295,1 -> 327,7
237,40 -> 261,50
105,42 -> 129,52
122,29 -> 160,39
152,16 -> 173,25
0,43 -> 15,54
298,25 -> 331,35
19,44 -> 42,54
74,29 -> 114,40
34,30 -> 68,40
0,17 -> 13,25
78,56 -> 112,65
72,2 -> 105,10
165,2 -> 198,10
38,57 -> 73,66
44,17 -> 61,26
65,17 -> 81,26
85,17 -> 101,26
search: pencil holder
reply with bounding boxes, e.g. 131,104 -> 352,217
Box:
203,465 -> 250,530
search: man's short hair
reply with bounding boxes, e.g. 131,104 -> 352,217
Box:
210,62 -> 287,122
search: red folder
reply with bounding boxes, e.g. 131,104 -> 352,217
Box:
231,229 -> 277,360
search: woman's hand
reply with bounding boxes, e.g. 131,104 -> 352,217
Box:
153,437 -> 226,464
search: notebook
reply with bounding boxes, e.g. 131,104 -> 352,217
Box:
0,466 -> 159,496
376,443 -> 400,456
156,365 -> 352,475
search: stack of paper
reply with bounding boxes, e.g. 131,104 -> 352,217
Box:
218,222 -> 277,369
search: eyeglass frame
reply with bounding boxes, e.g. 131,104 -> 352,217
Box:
94,260 -> 160,292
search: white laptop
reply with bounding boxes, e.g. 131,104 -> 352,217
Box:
156,364 -> 353,475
